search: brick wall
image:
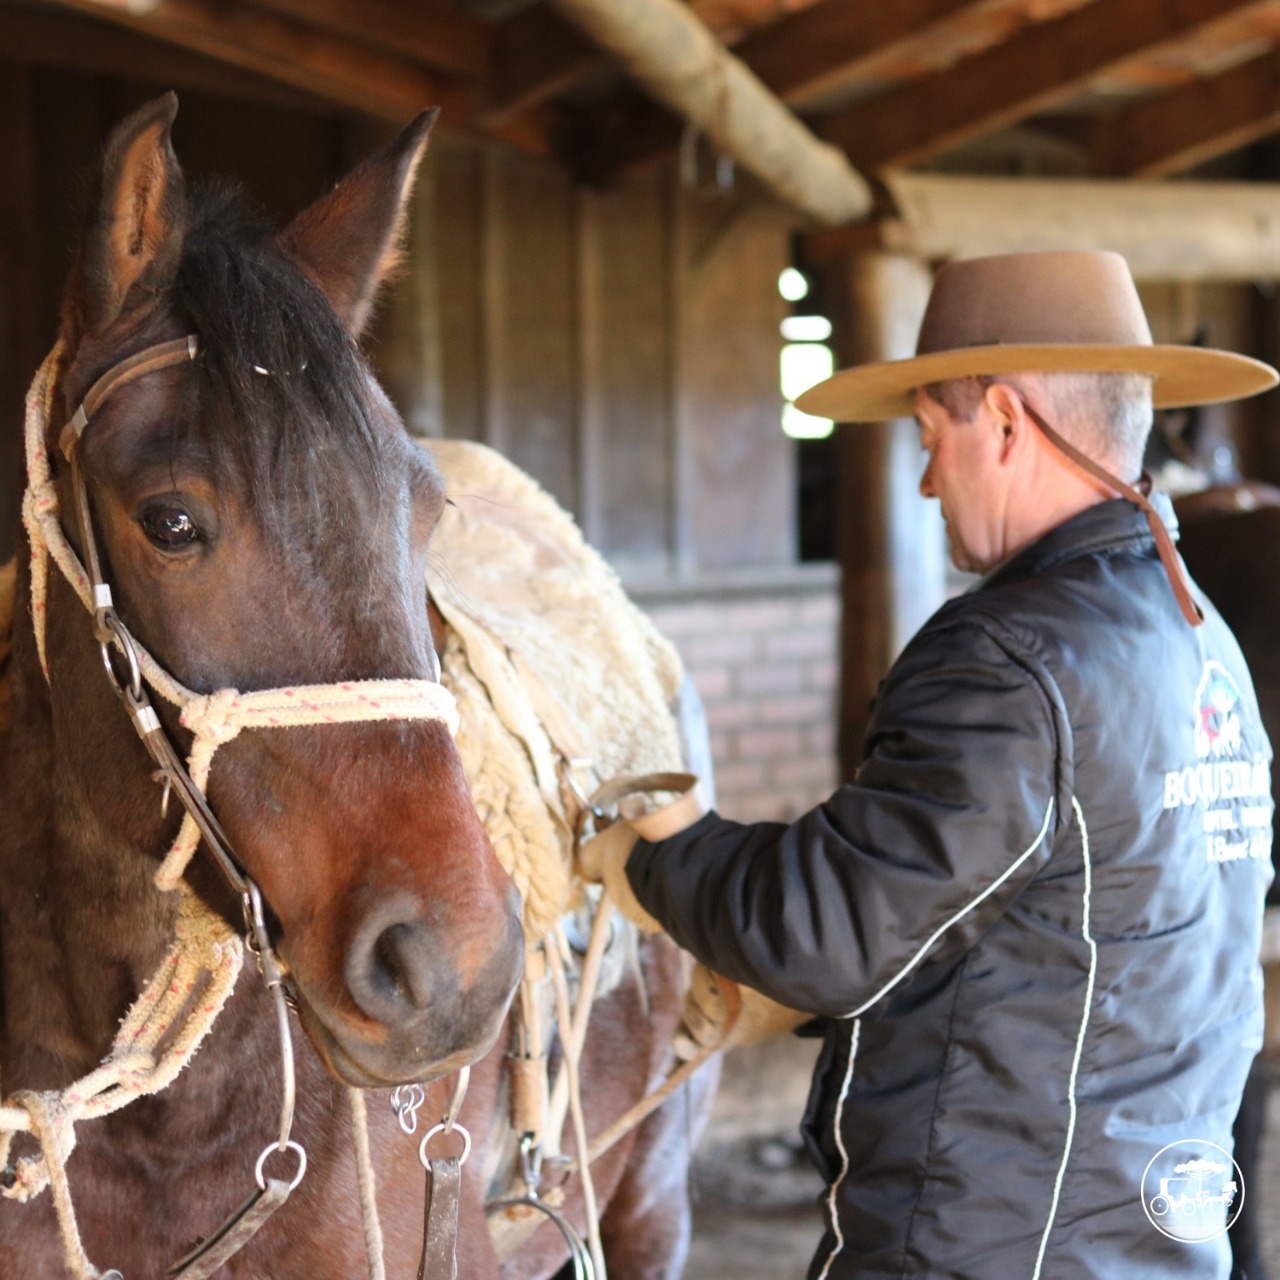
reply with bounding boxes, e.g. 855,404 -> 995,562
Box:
629,565 -> 841,825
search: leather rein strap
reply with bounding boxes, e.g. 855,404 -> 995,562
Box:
1019,398 -> 1204,628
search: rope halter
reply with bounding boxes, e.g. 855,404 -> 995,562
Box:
22,337 -> 461,891
8,338 -> 463,1280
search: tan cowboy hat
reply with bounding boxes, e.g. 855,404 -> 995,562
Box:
795,250 -> 1278,423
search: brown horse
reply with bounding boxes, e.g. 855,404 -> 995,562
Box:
0,96 -> 710,1278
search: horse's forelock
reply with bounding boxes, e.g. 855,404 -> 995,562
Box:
168,184 -> 395,536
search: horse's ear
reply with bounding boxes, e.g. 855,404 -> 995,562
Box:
278,109 -> 439,338
62,93 -> 187,346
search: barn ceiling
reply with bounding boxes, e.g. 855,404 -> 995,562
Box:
7,0 -> 1280,198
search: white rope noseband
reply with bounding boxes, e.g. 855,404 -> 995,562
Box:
5,341 -> 461,1279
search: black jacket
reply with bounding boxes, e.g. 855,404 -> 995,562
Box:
629,497 -> 1272,1279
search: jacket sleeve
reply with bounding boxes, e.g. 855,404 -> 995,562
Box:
626,615 -> 1065,1017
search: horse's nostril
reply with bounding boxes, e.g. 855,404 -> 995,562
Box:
372,923 -> 426,1010
347,908 -> 441,1025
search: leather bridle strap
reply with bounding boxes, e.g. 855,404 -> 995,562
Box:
59,335 -> 198,458
1018,398 -> 1204,628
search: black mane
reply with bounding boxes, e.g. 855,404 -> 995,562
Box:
169,183 -> 390,532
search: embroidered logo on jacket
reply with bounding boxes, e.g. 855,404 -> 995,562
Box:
1162,661 -> 1272,865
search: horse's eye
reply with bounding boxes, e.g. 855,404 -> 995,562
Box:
140,505 -> 200,550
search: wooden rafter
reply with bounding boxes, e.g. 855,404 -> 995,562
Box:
1095,45 -> 1280,177
45,0 -> 471,123
819,0 -> 1276,172
480,5 -> 605,127
249,0 -> 492,80
732,0 -> 982,107
0,5 -> 333,112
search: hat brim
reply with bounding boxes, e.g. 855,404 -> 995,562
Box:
794,344 -> 1279,423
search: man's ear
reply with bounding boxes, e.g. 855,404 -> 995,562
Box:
60,92 -> 187,350
983,382 -> 1027,462
277,109 -> 438,338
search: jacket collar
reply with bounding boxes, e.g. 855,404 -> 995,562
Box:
978,492 -> 1178,593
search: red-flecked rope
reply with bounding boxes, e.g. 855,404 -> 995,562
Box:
6,345 -> 460,1279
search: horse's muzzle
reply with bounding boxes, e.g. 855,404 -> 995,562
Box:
292,885 -> 524,1088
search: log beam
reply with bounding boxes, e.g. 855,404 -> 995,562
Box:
819,0 -> 1274,171
803,172 -> 1280,282
547,0 -> 872,224
1095,45 -> 1280,177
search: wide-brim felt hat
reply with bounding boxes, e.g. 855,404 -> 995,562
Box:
795,250 -> 1279,423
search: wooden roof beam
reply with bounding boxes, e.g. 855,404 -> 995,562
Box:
819,0 -> 1276,172
479,4 -> 606,127
0,5 -> 333,113
46,0 -> 471,124
248,0 -> 492,80
544,0 -> 992,175
802,171 -> 1280,281
548,0 -> 873,225
1094,45 -> 1280,177
732,0 -> 985,107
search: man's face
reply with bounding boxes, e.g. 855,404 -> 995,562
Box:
914,388 -> 1008,574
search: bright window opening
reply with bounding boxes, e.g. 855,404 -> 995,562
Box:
778,267 -> 810,303
780,342 -> 834,439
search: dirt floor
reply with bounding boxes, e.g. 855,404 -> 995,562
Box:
683,1081 -> 1280,1280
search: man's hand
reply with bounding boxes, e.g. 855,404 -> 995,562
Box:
676,963 -> 813,1059
576,821 -> 663,933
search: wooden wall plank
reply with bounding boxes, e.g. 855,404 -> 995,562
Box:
680,196 -> 794,572
436,144 -> 487,442
0,64 -> 40,560
486,151 -> 579,510
586,171 -> 672,574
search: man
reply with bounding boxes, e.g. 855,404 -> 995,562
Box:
605,252 -> 1278,1278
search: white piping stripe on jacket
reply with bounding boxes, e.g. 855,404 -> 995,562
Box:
815,1018 -> 861,1280
815,797 -> 1055,1277
840,796 -> 1056,1019
1031,797 -> 1097,1280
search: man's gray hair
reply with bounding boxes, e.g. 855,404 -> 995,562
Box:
921,371 -> 1154,478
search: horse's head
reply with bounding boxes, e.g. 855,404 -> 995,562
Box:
41,95 -> 523,1088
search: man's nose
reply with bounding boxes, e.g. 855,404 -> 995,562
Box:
919,458 -> 935,499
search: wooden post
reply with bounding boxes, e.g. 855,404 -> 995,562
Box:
831,253 -> 943,779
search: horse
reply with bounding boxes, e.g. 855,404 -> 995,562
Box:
0,94 -> 714,1279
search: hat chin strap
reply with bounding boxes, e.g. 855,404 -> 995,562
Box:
1016,398 -> 1204,629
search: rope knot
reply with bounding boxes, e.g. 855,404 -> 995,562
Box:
180,688 -> 244,747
